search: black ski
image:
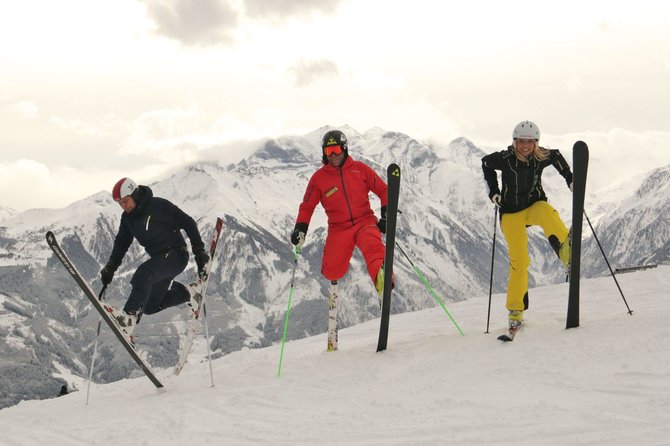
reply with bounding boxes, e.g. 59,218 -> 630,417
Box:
377,164 -> 401,352
46,231 -> 164,389
566,141 -> 589,329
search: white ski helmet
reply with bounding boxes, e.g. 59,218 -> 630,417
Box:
112,177 -> 138,202
513,120 -> 540,140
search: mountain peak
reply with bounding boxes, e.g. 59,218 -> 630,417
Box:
635,164 -> 670,199
0,205 -> 17,224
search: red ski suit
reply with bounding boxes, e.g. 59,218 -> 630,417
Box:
296,156 -> 388,283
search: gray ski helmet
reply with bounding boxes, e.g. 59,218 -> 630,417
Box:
321,130 -> 349,164
513,120 -> 540,140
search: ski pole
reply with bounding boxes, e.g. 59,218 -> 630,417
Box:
86,285 -> 107,405
485,206 -> 498,334
277,240 -> 302,377
395,241 -> 464,336
584,211 -> 633,315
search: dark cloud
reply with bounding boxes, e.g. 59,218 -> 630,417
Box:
142,0 -> 345,46
244,0 -> 343,20
144,0 -> 239,46
289,59 -> 339,87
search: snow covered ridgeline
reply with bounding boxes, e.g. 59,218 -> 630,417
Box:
2,267 -> 670,445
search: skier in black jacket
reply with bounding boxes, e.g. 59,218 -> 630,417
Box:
99,178 -> 209,338
481,121 -> 573,332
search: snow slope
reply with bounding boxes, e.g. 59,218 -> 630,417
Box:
1,267 -> 669,445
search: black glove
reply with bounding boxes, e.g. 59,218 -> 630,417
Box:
291,222 -> 308,246
377,206 -> 387,234
100,264 -> 117,286
194,249 -> 210,277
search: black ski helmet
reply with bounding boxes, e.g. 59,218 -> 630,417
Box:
321,130 -> 349,165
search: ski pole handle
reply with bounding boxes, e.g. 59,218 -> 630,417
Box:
295,233 -> 305,254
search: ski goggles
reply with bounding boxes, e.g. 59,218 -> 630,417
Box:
324,145 -> 344,156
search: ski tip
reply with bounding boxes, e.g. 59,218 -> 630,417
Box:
573,140 -> 588,151
497,334 -> 514,342
45,231 -> 54,241
387,163 -> 401,177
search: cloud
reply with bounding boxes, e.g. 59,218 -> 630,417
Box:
0,160 -> 87,210
142,0 -> 344,46
108,101 -> 321,188
244,0 -> 343,20
541,129 -> 670,192
0,158 -> 174,211
289,59 -> 339,87
7,100 -> 39,119
565,76 -> 584,96
121,106 -> 278,164
49,115 -> 120,138
143,0 -> 239,46
122,106 -> 203,157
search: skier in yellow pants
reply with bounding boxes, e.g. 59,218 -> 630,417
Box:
481,120 -> 573,332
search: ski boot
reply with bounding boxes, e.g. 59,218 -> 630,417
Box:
375,267 -> 384,308
498,310 -> 524,342
558,229 -> 572,276
550,229 -> 572,277
103,305 -> 140,344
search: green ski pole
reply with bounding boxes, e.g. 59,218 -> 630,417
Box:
395,241 -> 464,336
277,240 -> 302,377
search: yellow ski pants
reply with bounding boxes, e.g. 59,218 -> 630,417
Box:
500,201 -> 569,311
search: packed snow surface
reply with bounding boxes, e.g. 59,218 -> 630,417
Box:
2,266 -> 669,445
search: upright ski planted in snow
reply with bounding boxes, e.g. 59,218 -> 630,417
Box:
46,231 -> 164,389
566,141 -> 589,329
377,163 -> 401,352
175,217 -> 224,375
327,280 -> 339,352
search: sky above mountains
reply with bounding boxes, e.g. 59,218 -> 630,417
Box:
2,0 -> 670,211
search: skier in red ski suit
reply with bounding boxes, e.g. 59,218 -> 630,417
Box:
291,130 -> 388,291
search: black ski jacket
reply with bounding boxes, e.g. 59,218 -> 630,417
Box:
481,146 -> 573,214
107,186 -> 205,268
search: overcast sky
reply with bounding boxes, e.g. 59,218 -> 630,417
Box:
2,0 -> 669,211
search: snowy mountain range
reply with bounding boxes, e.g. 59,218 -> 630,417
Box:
0,125 -> 667,409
